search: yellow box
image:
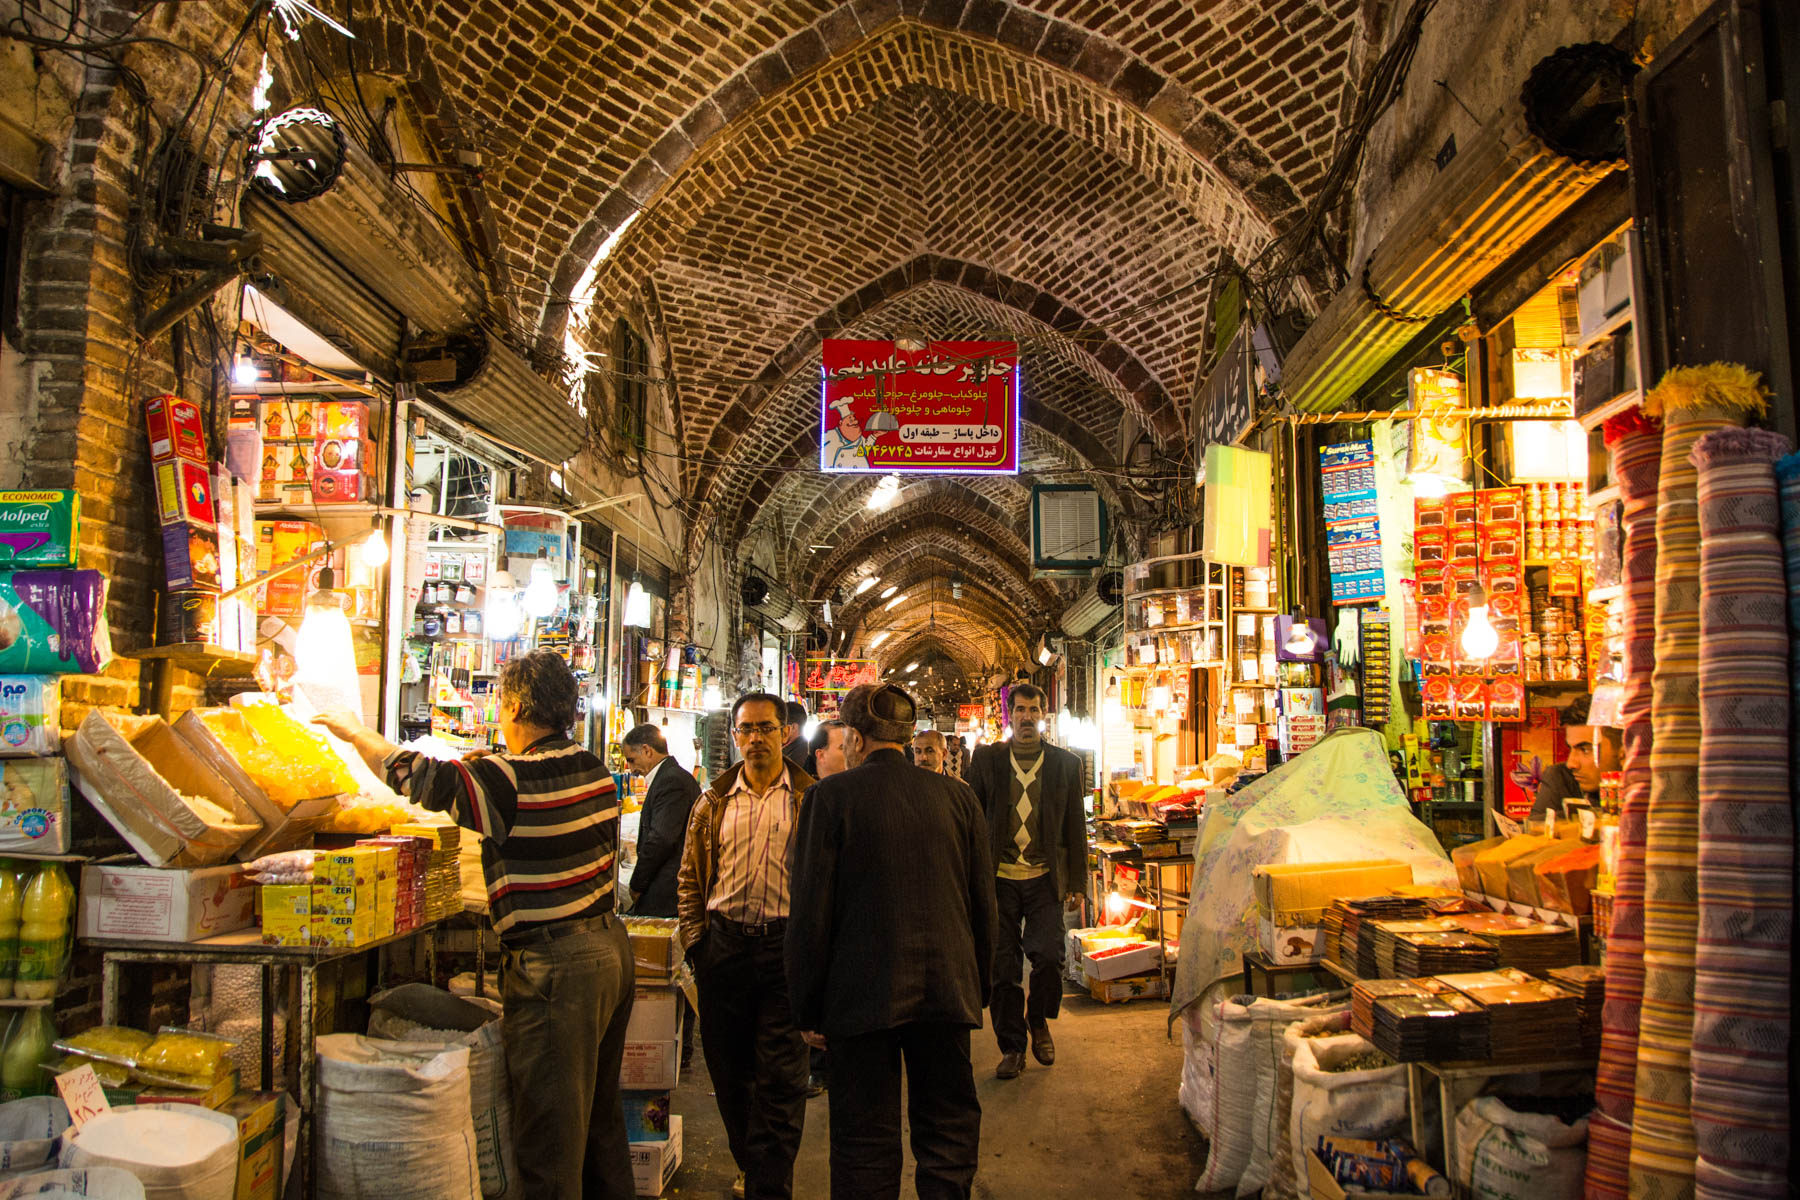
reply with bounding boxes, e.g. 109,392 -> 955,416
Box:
372,908 -> 395,939
259,909 -> 311,947
363,845 -> 397,882
375,878 -> 398,907
1250,860 -> 1415,924
222,1090 -> 285,1200
310,884 -> 370,915
260,885 -> 311,918
314,912 -> 375,947
319,848 -> 376,888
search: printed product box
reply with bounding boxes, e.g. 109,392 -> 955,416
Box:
1252,860 -> 1415,964
313,401 -> 375,504
1079,940 -> 1161,982
0,755 -> 71,853
162,522 -> 222,591
261,885 -> 311,917
318,848 -> 376,888
619,1040 -> 680,1090
222,1090 -> 285,1200
313,911 -> 376,947
257,396 -> 316,444
310,884 -> 369,915
622,1090 -> 671,1142
78,861 -> 257,943
0,491 -> 78,567
1088,972 -> 1169,1004
154,459 -> 216,527
625,986 -> 681,1044
630,1114 -> 681,1198
146,394 -> 207,464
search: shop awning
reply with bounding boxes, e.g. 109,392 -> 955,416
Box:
1279,97 -> 1622,414
242,197 -> 403,379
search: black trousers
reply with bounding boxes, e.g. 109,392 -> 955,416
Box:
693,922 -> 809,1199
990,873 -> 1065,1054
828,1022 -> 981,1200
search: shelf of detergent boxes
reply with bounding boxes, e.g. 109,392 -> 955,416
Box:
622,917 -> 686,1197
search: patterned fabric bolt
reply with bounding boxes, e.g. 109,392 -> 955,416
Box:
1687,428 -> 1794,1200
1588,409 -> 1663,1200
1631,368 -> 1761,1199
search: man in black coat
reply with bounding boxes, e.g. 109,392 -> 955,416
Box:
786,683 -> 997,1200
622,724 -> 702,917
964,682 -> 1087,1079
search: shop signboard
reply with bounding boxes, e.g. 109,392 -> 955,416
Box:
820,339 -> 1019,473
1319,440 -> 1385,605
1192,325 -> 1254,455
955,703 -> 984,732
803,657 -> 878,693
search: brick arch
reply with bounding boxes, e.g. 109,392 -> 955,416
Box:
801,505 -> 1049,614
870,590 -> 1035,661
782,472 -> 1033,580
877,628 -> 1004,683
834,548 -> 1040,648
552,18 -> 1287,338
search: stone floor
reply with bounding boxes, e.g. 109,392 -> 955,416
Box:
664,989 -> 1208,1198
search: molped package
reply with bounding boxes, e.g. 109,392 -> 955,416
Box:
0,492 -> 79,568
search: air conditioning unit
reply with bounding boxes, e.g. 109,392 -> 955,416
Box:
1031,485 -> 1107,572
1060,578 -> 1121,638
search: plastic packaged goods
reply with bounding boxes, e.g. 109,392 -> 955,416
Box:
231,702 -> 358,798
14,864 -> 71,1000
0,1008 -> 53,1101
0,571 -> 113,675
58,1103 -> 239,1200
55,1026 -> 155,1067
134,1029 -> 234,1090
0,759 -> 72,855
0,677 -> 60,756
318,793 -> 427,836
0,861 -> 23,999
241,850 -> 318,885
54,1053 -> 130,1088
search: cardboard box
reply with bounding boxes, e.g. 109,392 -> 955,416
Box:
1079,941 -> 1161,982
0,491 -> 79,568
624,917 -> 682,979
1258,914 -> 1325,965
138,1067 -> 241,1110
319,848 -> 377,888
257,396 -> 316,444
622,1090 -> 671,1142
1251,860 -> 1414,963
161,521 -> 222,590
619,1040 -> 680,1090
79,861 -> 257,943
146,394 -> 207,464
172,709 -> 339,860
1305,1149 -> 1414,1200
313,912 -> 376,947
630,1114 -> 681,1198
222,1090 -> 285,1200
625,986 -> 681,1044
1088,973 -> 1169,1004
154,459 -> 217,527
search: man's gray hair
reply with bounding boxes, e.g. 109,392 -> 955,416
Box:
622,724 -> 668,755
912,728 -> 946,749
498,649 -> 579,731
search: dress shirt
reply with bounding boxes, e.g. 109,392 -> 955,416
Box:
707,765 -> 797,923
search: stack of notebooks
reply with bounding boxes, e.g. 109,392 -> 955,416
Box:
1548,964 -> 1605,1056
1352,978 -> 1434,1041
1321,903 -> 1348,970
1392,929 -> 1500,977
1338,896 -> 1430,977
1368,985 -> 1489,1062
1455,913 -> 1581,975
1439,967 -> 1581,1062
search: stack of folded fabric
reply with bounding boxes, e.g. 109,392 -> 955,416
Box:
1352,978 -> 1435,1041
1548,964 -> 1605,1057
1452,912 -> 1581,975
1369,918 -> 1461,978
1439,967 -> 1582,1062
1393,929 -> 1500,977
1369,989 -> 1489,1062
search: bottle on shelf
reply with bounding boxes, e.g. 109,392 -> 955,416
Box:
14,864 -> 72,1000
0,1007 -> 53,1100
0,862 -> 24,1000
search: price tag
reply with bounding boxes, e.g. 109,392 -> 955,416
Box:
55,1064 -> 110,1130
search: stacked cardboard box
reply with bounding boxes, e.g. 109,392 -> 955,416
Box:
393,822 -> 462,922
147,394 -> 221,593
362,834 -> 428,931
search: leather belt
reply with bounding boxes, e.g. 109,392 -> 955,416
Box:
501,911 -> 612,948
712,914 -> 787,938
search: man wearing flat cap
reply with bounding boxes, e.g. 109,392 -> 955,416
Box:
786,683 -> 997,1199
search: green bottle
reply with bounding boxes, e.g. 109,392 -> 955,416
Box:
0,860 -> 24,999
0,1007 -> 52,1100
14,864 -> 71,1000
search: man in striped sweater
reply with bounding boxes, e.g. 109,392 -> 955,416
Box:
318,649 -> 634,1199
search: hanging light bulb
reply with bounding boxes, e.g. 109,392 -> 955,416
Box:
233,358 -> 260,387
485,569 -> 523,641
854,575 -> 880,596
359,525 -> 389,568
1283,610 -> 1321,658
1461,582 -> 1500,660
522,554 -> 558,619
869,631 -> 892,649
623,578 -> 651,628
879,585 -> 898,600
293,562 -> 360,714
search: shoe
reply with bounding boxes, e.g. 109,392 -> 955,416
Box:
807,1073 -> 826,1097
1030,1025 -> 1056,1066
995,1051 -> 1026,1079
731,1173 -> 746,1198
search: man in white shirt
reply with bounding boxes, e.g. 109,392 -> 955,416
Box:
676,693 -> 816,1199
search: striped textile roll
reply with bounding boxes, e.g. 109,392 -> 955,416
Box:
1689,428 -> 1792,1200
1631,368 -> 1761,1200
1593,410 -> 1662,1145
1588,1111 -> 1635,1200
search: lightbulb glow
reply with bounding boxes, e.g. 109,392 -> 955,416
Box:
854,576 -> 879,596
1461,604 -> 1500,659
869,631 -> 892,649
879,585 -> 898,599
233,359 -> 259,387
293,587 -> 360,716
1105,891 -> 1128,918
622,580 -> 652,628
486,573 -> 523,641
523,558 -> 559,618
883,593 -> 908,611
360,528 -> 388,568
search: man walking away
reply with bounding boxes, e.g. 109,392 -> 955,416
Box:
806,718 -> 846,780
677,693 -> 816,1200
787,683 -> 996,1200
964,682 -> 1087,1079
912,728 -> 947,774
622,724 -> 701,917
782,700 -> 809,770
316,650 -> 636,1199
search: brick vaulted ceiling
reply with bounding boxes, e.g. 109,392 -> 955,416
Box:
399,0 -> 1381,674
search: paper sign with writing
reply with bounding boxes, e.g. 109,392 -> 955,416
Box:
820,340 -> 1019,473
55,1064 -> 110,1130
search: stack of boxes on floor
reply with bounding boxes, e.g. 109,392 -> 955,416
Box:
621,917 -> 683,1197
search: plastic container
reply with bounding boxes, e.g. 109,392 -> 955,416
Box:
0,861 -> 24,999
0,1008 -> 54,1101
59,1103 -> 239,1200
15,862 -> 72,999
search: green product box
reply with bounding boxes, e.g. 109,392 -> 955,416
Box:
0,491 -> 78,568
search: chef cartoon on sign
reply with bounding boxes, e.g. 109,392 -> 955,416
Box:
821,395 -> 880,469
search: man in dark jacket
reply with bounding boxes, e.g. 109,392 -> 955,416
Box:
964,682 -> 1087,1079
622,724 -> 701,917
787,683 -> 996,1200
781,699 -> 809,770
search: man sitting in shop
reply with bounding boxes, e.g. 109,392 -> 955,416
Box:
1530,695 -> 1620,822
316,650 -> 635,1200
912,728 -> 948,774
965,683 -> 1087,1079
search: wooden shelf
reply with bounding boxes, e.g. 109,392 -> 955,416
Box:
254,502 -> 383,523
1136,620 -> 1224,634
1577,308 -> 1632,353
1576,388 -> 1642,431
1587,484 -> 1621,508
1127,585 -> 1215,601
242,381 -> 373,397
1233,606 -> 1279,615
1588,584 -> 1623,603
122,644 -> 257,677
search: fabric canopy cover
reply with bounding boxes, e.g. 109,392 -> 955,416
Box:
1168,726 -> 1454,1027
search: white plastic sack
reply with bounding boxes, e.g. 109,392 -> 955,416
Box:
1289,1032 -> 1409,1200
1242,999 -> 1347,1197
1194,994 -> 1339,1195
1267,1010 -> 1352,1200
0,1167 -> 145,1197
367,985 -> 519,1200
0,1095 -> 71,1177
1453,1096 -> 1587,1200
60,1104 -> 238,1200
315,1034 -> 478,1200
1178,1016 -> 1208,1132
